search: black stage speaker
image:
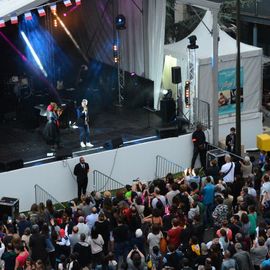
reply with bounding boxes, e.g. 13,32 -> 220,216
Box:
0,159 -> 24,172
103,137 -> 123,150
156,127 -> 178,139
55,148 -> 73,160
160,99 -> 176,123
171,66 -> 182,84
206,149 -> 227,169
0,197 -> 19,220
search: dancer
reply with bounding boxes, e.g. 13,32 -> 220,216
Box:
76,99 -> 93,148
43,102 -> 62,150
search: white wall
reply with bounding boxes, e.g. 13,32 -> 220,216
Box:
0,134 -> 194,212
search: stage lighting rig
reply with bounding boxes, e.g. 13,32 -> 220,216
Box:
187,35 -> 199,49
115,14 -> 126,30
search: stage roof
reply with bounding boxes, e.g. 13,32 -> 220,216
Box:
0,0 -> 48,20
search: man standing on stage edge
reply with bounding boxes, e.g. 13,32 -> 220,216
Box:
74,156 -> 89,200
76,99 -> 93,148
191,123 -> 206,169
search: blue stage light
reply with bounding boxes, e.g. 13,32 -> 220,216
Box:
115,14 -> 126,30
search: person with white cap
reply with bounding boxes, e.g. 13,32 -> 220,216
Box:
239,156 -> 253,180
76,99 -> 93,148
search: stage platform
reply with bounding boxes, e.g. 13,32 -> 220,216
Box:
0,106 -> 165,167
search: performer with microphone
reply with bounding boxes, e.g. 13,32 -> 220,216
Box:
76,99 -> 93,148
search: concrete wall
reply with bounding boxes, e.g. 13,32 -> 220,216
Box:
0,134 -> 194,212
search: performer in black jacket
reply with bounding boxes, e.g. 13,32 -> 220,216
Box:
191,123 -> 206,169
76,99 -> 93,148
73,156 -> 89,200
226,127 -> 236,153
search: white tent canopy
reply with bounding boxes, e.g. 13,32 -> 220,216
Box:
164,10 -> 262,115
163,11 -> 263,149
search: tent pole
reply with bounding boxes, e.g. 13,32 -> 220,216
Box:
212,10 -> 219,145
235,0 -> 241,156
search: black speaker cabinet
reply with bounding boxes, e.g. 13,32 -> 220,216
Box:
0,159 -> 24,172
103,137 -> 123,150
0,197 -> 19,220
171,66 -> 182,84
206,149 -> 227,169
156,127 -> 178,139
160,99 -> 176,123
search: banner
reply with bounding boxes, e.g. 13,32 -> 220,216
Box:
218,67 -> 244,115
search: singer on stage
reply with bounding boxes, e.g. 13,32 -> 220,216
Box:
76,99 -> 93,148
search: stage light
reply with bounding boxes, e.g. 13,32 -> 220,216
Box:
184,81 -> 191,107
114,57 -> 118,63
163,89 -> 172,100
130,72 -> 136,76
162,89 -> 168,95
55,13 -> 88,62
63,13 -> 67,17
115,14 -> 126,30
20,31 -> 48,77
187,35 -> 199,49
54,19 -> 58,27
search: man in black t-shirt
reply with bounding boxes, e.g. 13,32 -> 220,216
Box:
191,124 -> 206,169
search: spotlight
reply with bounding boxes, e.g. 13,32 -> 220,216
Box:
187,35 -> 199,49
162,89 -> 168,95
163,89 -> 172,100
115,14 -> 126,30
54,19 -> 58,27
130,72 -> 136,77
63,13 -> 67,17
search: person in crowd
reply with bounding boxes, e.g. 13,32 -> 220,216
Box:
14,243 -> 29,270
76,99 -> 93,148
89,228 -> 104,269
220,154 -> 235,188
73,233 -> 91,268
191,123 -> 206,169
1,242 -> 16,270
29,224 -> 48,265
126,247 -> 146,270
76,216 -> 89,237
73,157 -> 90,201
250,237 -> 268,270
221,250 -> 237,270
240,156 -> 253,181
202,176 -> 215,228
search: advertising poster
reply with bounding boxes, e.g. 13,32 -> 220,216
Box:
218,67 -> 244,115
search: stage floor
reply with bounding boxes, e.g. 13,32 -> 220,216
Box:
0,106 -> 164,165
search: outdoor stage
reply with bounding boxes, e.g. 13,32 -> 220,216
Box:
0,105 -> 165,166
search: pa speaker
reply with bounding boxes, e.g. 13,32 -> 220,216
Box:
156,127 -> 178,139
0,197 -> 19,220
103,137 -> 123,150
160,99 -> 176,123
0,159 -> 24,172
171,66 -> 182,84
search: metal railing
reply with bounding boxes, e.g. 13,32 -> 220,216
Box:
206,143 -> 244,161
155,155 -> 185,179
93,170 -> 125,192
34,184 -> 66,210
193,98 -> 210,129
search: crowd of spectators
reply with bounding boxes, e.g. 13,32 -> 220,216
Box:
1,151 -> 270,270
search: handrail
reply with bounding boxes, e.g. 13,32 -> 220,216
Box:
34,184 -> 66,210
93,170 -> 125,192
155,155 -> 185,179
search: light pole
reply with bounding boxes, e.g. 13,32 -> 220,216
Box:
235,0 -> 241,156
